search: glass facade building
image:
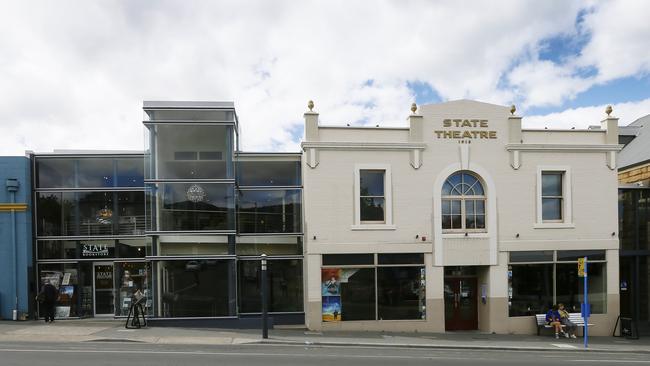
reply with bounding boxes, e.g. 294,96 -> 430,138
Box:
30,101 -> 304,324
33,154 -> 152,318
619,187 -> 650,336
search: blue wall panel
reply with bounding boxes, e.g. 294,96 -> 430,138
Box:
0,156 -> 32,320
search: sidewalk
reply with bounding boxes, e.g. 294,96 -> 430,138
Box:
0,319 -> 647,354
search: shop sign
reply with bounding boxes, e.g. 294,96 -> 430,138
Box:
81,243 -> 109,257
96,271 -> 112,280
434,119 -> 498,140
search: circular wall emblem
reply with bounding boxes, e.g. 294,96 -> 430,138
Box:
186,184 -> 206,203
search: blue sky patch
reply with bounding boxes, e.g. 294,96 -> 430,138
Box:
407,81 -> 442,105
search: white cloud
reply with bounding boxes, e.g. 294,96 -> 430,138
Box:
508,1 -> 650,110
524,98 -> 650,129
0,1 -> 648,155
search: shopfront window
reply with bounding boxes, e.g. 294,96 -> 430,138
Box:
155,183 -> 235,231
508,263 -> 554,316
556,262 -> 607,314
158,259 -> 236,317
237,259 -> 303,313
38,263 -> 93,318
116,262 -> 152,316
378,267 -> 425,320
237,189 -> 302,234
321,253 -> 425,322
508,250 -> 607,316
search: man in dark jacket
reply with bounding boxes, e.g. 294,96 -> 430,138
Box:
39,280 -> 59,323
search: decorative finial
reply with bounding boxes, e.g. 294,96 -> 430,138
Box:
308,100 -> 314,112
605,105 -> 612,116
410,103 -> 417,114
510,104 -> 516,115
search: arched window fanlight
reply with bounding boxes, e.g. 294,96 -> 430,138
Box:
441,171 -> 486,231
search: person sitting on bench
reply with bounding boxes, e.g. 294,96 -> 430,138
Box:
545,305 -> 564,339
558,303 -> 578,338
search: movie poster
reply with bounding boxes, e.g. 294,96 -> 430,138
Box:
322,295 -> 341,322
321,268 -> 341,296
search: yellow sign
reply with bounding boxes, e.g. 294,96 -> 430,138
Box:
434,119 -> 498,140
0,203 -> 28,212
578,258 -> 587,277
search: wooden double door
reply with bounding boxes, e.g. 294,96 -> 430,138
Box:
444,277 -> 478,331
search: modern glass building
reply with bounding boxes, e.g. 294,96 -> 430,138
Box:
32,152 -> 150,318
619,187 -> 650,336
30,101 -> 304,324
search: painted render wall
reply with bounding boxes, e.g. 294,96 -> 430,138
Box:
302,100 -> 621,335
0,156 -> 32,320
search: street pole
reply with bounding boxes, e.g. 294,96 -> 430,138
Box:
583,257 -> 588,348
261,253 -> 268,339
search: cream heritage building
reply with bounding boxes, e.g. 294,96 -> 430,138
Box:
301,100 -> 622,335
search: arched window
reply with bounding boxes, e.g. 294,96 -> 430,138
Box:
441,171 -> 486,231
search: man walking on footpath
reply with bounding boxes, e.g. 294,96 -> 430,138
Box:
37,279 -> 58,323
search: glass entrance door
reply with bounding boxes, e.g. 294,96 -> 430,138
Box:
444,277 -> 478,330
93,263 -> 115,316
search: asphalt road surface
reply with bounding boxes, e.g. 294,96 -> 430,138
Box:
0,341 -> 648,366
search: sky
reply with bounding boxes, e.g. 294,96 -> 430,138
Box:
1,0 -> 649,155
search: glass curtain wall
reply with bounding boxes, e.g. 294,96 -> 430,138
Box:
234,155 -> 304,320
144,123 -> 235,233
34,155 -> 149,318
619,188 -> 650,335
144,104 -> 238,319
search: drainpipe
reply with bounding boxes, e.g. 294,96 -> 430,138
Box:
6,178 -> 20,320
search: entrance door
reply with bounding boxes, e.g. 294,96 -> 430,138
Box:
444,277 -> 478,330
93,263 -> 115,316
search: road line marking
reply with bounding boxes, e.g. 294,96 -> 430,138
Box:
570,360 -> 650,363
0,348 -> 457,360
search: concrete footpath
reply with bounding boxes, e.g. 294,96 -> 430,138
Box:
0,319 -> 648,354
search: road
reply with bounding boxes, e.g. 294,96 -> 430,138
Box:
0,341 -> 648,366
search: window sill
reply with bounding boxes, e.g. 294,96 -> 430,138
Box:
442,232 -> 489,239
533,222 -> 575,229
350,224 -> 396,231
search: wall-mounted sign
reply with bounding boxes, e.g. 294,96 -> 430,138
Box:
434,119 -> 497,140
82,243 -> 109,257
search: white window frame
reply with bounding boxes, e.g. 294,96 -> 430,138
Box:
535,166 -> 574,229
441,171 -> 487,234
352,164 -> 394,230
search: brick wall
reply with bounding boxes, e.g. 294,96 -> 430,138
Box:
619,163 -> 650,184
